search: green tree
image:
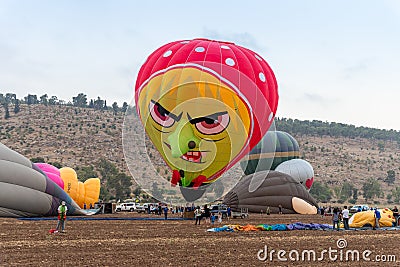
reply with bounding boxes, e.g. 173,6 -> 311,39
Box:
25,94 -> 38,105
352,188 -> 358,201
122,102 -> 128,113
5,93 -> 16,104
362,178 -> 382,202
3,103 -> 10,119
112,102 -> 119,115
88,99 -> 94,108
151,182 -> 163,200
385,170 -> 396,185
310,182 -> 332,202
30,157 -> 45,163
48,161 -> 63,168
98,158 -> 119,178
108,172 -> 132,200
392,187 -> 400,203
132,186 -> 142,197
14,99 -> 20,113
48,96 -> 58,105
75,166 -> 98,182
97,158 -> 132,201
72,93 -> 87,107
377,142 -> 385,152
40,94 -> 48,106
334,181 -> 354,202
93,97 -> 104,110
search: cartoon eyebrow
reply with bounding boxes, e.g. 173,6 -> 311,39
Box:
187,111 -> 228,124
150,100 -> 182,121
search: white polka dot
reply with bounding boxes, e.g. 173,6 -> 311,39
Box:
254,54 -> 262,61
225,58 -> 235,66
221,45 -> 230,50
180,41 -> 190,44
163,50 -> 172,57
268,113 -> 273,122
259,72 -> 266,82
195,47 -> 205,52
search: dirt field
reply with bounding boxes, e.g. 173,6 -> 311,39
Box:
0,213 -> 399,266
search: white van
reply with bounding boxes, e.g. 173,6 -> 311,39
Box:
115,202 -> 136,212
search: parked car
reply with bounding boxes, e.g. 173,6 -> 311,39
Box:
210,204 -> 228,218
350,205 -> 369,213
232,208 -> 249,219
115,202 -> 136,212
134,205 -> 145,213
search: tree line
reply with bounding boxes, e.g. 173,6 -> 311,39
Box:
0,92 -> 129,119
310,170 -> 397,204
275,117 -> 400,144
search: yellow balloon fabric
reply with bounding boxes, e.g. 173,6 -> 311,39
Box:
60,168 -> 100,209
60,167 -> 79,202
76,182 -> 85,208
83,178 -> 100,208
349,208 -> 395,228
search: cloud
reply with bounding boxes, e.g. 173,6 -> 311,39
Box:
302,93 -> 340,106
202,28 -> 265,51
342,61 -> 369,80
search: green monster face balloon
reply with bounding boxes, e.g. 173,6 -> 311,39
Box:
134,39 -> 279,189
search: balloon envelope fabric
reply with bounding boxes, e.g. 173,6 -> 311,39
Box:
0,143 -> 97,217
207,223 -> 333,232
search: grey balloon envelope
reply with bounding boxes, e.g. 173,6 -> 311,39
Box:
223,170 -> 318,214
0,143 -> 97,217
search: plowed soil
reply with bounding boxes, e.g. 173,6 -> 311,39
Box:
0,213 -> 399,266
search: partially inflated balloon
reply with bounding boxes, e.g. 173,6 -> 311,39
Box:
275,159 -> 314,191
34,163 -> 64,189
349,209 -> 394,228
240,131 -> 299,175
84,178 -> 100,207
60,167 -> 79,202
0,143 -> 96,217
135,38 -> 278,189
223,171 -> 317,214
76,181 -> 85,207
59,167 -> 100,208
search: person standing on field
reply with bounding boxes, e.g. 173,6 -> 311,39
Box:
342,206 -> 350,230
56,201 -> 68,233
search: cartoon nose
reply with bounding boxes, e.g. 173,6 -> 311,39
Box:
168,121 -> 200,158
188,141 -> 196,149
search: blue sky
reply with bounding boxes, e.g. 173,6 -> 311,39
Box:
1,0 -> 399,130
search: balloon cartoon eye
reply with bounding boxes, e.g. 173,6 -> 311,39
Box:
149,100 -> 176,128
191,112 -> 230,135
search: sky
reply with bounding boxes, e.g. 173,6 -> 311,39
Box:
0,0 -> 399,130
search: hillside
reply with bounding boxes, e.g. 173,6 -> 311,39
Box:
1,103 -> 400,205
0,104 -> 127,172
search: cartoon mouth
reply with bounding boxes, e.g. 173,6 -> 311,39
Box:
181,151 -> 206,163
163,142 -> 206,163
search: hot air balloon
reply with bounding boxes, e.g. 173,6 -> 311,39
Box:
132,38 -> 278,202
60,167 -> 79,202
275,159 -> 314,191
83,178 -> 101,208
0,143 -> 96,217
349,208 -> 394,228
240,131 -> 299,175
34,163 -> 64,189
223,171 -> 318,214
59,167 -> 100,208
